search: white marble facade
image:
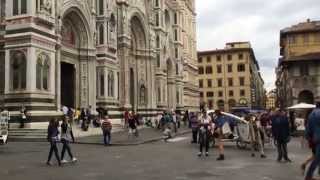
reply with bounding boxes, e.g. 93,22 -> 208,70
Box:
0,0 -> 199,124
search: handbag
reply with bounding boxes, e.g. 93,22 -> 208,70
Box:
222,122 -> 232,136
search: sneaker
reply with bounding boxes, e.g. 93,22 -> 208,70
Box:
46,161 -> 52,166
284,158 -> 292,163
61,159 -> 68,164
260,154 -> 267,158
217,154 -> 225,161
72,157 -> 78,162
198,152 -> 202,157
205,152 -> 209,157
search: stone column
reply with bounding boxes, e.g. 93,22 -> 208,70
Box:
55,44 -> 61,111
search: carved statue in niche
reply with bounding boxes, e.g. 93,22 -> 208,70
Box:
40,0 -> 52,15
139,81 -> 147,105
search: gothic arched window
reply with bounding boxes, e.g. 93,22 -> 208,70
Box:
36,53 -> 50,90
11,50 -> 26,90
108,71 -> 114,97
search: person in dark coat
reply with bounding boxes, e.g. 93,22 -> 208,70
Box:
46,118 -> 61,166
305,102 -> 320,180
271,109 -> 291,162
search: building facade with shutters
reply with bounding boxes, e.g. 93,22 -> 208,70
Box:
276,19 -> 320,109
0,0 -> 199,127
197,42 -> 265,112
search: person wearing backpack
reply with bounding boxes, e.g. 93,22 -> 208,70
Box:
60,116 -> 77,163
101,113 -> 112,145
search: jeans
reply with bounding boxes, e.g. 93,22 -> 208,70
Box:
61,139 -> 74,160
103,130 -> 111,145
192,128 -> 198,143
47,141 -> 60,164
306,144 -> 320,179
199,131 -> 209,153
277,141 -> 289,161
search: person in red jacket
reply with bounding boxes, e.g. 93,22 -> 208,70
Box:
101,113 -> 112,146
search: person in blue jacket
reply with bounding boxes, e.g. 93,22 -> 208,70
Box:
271,109 -> 291,163
305,102 -> 320,180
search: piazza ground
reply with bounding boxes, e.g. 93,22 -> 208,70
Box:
0,137 -> 311,180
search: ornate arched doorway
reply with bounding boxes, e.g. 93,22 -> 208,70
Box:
129,16 -> 147,111
60,8 -> 89,108
298,90 -> 314,104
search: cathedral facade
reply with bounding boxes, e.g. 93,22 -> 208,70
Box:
0,0 -> 199,126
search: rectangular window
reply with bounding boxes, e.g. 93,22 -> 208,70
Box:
228,78 -> 233,86
218,79 -> 223,87
289,35 -> 296,44
13,0 -> 19,15
206,91 -> 214,97
207,79 -> 212,88
303,34 -> 309,43
157,54 -> 160,67
238,64 -> 246,72
205,66 -> 212,74
238,54 -> 243,60
198,57 -> 203,63
227,54 -> 232,60
229,90 -> 234,97
100,73 -> 105,96
174,29 -> 178,41
300,64 -> 309,76
239,77 -> 245,86
217,55 -> 221,61
218,91 -> 223,97
227,64 -> 232,73
200,92 -> 204,98
155,13 -> 159,26
207,56 -> 211,63
240,89 -> 245,96
99,0 -> 104,15
174,13 -> 178,24
217,65 -> 222,73
198,67 -> 204,74
199,79 -> 203,88
21,0 -> 27,14
175,48 -> 178,58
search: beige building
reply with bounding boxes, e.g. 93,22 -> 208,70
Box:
0,0 -> 199,127
276,19 -> 320,108
266,89 -> 276,109
198,42 -> 265,112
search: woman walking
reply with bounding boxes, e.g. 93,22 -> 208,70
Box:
46,118 -> 61,166
198,110 -> 212,157
60,116 -> 77,163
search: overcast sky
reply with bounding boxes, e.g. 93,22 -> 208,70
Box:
196,0 -> 320,91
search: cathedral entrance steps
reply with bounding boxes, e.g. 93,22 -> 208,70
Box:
8,123 -> 125,142
8,128 -> 47,142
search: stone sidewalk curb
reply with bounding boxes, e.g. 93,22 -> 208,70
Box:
74,129 -> 192,146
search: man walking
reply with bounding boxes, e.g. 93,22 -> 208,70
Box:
101,113 -> 112,146
305,102 -> 320,180
271,109 -> 291,163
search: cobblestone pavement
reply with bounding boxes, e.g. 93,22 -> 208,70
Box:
0,136 -> 314,180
